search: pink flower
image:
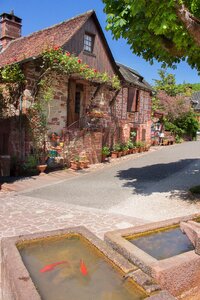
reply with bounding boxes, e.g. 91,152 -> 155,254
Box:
66,51 -> 70,56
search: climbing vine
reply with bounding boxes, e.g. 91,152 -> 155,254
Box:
0,46 -> 121,160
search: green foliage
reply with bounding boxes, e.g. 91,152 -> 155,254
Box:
42,47 -> 121,89
0,64 -> 25,83
121,143 -> 129,151
190,83 -> 200,92
102,146 -> 110,156
154,69 -> 188,96
113,143 -> 121,151
22,155 -> 38,170
164,120 -> 184,136
174,110 -> 199,138
134,141 -> 145,148
103,0 -> 200,71
127,139 -> 134,149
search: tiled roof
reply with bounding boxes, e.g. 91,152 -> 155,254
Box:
117,62 -> 153,92
191,91 -> 200,110
0,10 -> 94,68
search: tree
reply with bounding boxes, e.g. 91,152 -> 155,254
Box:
152,69 -> 191,118
152,69 -> 199,139
103,0 -> 200,71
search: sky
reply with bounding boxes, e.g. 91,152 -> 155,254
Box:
1,0 -> 200,85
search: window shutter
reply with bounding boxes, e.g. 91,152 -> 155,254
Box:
127,88 -> 136,112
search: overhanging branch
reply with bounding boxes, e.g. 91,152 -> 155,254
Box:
175,2 -> 200,47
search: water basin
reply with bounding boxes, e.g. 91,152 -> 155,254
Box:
18,234 -> 146,300
128,227 -> 194,260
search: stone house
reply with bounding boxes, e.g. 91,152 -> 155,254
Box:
0,10 -> 152,168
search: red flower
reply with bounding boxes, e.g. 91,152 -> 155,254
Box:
66,51 -> 70,56
77,59 -> 82,64
93,69 -> 97,73
53,45 -> 60,51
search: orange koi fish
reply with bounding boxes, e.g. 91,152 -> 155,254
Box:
40,261 -> 68,273
80,259 -> 88,276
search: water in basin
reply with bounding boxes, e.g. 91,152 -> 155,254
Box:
129,227 -> 194,260
18,235 -> 146,300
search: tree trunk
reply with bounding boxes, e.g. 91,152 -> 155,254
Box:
175,3 -> 200,47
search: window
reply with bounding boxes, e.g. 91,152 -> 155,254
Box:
127,88 -> 135,112
135,90 -> 140,112
142,129 -> 146,141
84,33 -> 94,53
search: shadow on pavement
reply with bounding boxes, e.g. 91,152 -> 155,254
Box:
116,159 -> 200,196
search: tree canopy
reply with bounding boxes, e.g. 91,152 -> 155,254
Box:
103,0 -> 200,71
152,69 -> 199,139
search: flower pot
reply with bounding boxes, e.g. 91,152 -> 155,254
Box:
132,148 -> 136,154
118,151 -> 122,157
111,151 -> 118,159
70,161 -> 80,170
80,161 -> 89,169
37,164 -> 47,174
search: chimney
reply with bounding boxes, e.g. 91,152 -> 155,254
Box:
0,11 -> 22,50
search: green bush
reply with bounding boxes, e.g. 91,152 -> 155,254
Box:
113,143 -> 121,152
102,146 -> 110,156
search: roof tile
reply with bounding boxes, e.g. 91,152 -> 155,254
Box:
0,11 -> 93,67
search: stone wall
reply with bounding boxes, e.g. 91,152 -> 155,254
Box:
2,60 -> 152,167
114,88 -> 152,145
64,129 -> 103,164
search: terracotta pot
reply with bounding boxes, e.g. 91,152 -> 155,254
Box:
133,149 -> 136,153
118,151 -> 122,157
80,161 -> 89,169
111,151 -> 118,158
70,161 -> 80,170
37,164 -> 47,174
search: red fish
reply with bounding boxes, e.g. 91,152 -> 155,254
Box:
80,259 -> 88,276
40,261 -> 68,273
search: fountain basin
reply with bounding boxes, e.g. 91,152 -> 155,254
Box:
1,226 -> 174,300
105,214 -> 200,297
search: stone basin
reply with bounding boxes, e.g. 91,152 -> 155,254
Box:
1,226 -> 174,300
105,214 -> 200,297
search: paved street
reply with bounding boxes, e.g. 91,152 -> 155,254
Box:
1,141 -> 200,298
24,140 -> 200,220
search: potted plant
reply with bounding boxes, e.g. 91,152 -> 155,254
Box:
79,155 -> 89,169
135,141 -> 145,153
111,143 -> 121,158
127,139 -> 134,154
121,143 -> 129,156
70,155 -> 80,170
102,146 -> 110,162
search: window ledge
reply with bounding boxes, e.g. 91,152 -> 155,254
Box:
83,51 -> 96,58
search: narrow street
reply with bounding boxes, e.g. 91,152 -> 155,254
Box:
23,140 -> 200,221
